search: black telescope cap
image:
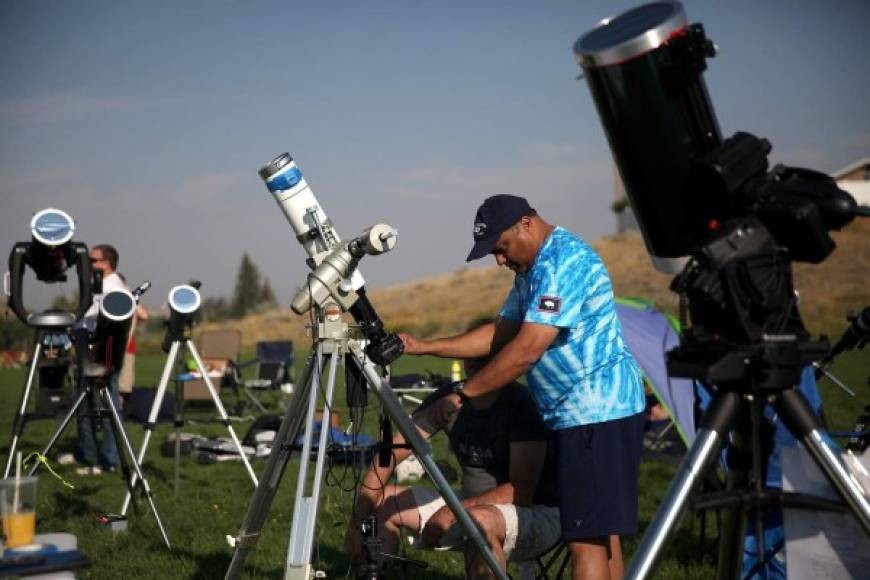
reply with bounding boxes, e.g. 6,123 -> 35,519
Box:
466,195 -> 533,262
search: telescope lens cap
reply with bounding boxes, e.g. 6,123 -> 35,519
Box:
169,285 -> 201,314
101,291 -> 135,320
31,208 -> 75,246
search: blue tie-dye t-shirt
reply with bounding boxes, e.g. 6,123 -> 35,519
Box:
499,227 -> 645,429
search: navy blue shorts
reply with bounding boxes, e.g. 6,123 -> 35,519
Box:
554,412 -> 645,540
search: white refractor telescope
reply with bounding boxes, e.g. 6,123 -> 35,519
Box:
258,153 -> 403,365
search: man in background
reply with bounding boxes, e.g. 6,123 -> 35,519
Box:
59,244 -> 127,474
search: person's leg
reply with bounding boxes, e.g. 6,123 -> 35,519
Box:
567,537 -> 611,580
118,352 -> 135,408
375,485 -> 422,556
463,505 -> 507,580
75,390 -> 99,465
608,535 -> 623,580
555,414 -> 645,580
97,374 -> 121,469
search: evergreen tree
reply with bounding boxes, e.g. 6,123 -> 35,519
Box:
51,293 -> 79,312
258,277 -> 277,308
230,253 -> 262,318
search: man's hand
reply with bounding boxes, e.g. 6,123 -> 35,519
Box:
429,392 -> 462,427
422,504 -> 458,547
397,333 -> 427,355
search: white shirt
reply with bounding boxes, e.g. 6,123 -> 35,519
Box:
84,271 -> 128,321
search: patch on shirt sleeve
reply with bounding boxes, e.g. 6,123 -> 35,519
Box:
537,296 -> 562,314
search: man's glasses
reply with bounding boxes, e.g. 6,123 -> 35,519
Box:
90,257 -> 103,263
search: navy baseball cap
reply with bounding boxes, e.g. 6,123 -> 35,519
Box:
466,194 -> 533,262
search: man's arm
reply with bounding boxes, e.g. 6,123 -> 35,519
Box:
462,321 -> 559,398
351,396 -> 456,521
399,321 -> 496,359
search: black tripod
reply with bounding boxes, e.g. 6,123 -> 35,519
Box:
3,312 -> 76,479
627,227 -> 870,580
26,327 -> 171,549
356,516 -> 428,580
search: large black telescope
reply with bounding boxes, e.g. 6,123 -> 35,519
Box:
574,1 -> 863,276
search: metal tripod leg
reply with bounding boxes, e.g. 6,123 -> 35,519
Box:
224,351 -> 319,580
775,389 -> 870,533
99,385 -> 172,549
121,340 -> 181,515
626,391 -> 741,580
349,341 -> 510,580
285,348 -> 339,580
4,341 -> 42,478
186,340 -> 258,487
26,388 -> 90,478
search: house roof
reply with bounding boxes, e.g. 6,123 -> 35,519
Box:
832,157 -> 870,180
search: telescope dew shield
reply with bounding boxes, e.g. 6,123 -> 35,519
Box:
28,208 -> 76,282
31,208 -> 75,247
574,1 -> 723,273
259,153 -> 366,291
162,285 -> 201,352
93,289 -> 136,374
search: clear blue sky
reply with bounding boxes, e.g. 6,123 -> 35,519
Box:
2,0 -> 868,311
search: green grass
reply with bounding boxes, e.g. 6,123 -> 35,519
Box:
1,347 -> 867,579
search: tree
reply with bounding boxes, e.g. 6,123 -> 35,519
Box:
51,293 -> 79,312
258,277 -> 277,308
201,296 -> 231,322
231,253 -> 262,318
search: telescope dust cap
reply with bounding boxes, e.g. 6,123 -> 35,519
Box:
574,1 -> 687,68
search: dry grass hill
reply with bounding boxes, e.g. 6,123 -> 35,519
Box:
199,219 -> 869,348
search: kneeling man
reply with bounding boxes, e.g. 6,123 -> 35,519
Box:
346,340 -> 560,578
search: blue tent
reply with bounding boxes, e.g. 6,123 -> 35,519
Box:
616,298 -> 696,446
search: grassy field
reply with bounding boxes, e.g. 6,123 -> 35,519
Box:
1,345 -> 868,579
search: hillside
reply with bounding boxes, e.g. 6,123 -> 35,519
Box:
197,218 -> 869,348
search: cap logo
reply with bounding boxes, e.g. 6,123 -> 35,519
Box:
473,222 -> 487,239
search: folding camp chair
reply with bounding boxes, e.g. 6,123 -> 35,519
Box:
181,329 -> 242,403
236,340 -> 294,413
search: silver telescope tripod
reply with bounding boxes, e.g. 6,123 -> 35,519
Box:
628,385 -> 870,579
119,336 -> 258,516
223,308 -> 510,580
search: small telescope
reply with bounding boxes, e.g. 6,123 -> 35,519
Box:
259,154 -> 404,365
162,283 -> 202,353
6,208 -> 92,326
88,288 -> 138,377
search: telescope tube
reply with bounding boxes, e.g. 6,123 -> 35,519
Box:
93,289 -> 136,374
574,1 -> 723,273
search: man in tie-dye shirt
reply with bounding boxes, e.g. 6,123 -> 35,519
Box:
399,194 -> 645,580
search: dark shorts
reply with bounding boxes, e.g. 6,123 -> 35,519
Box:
554,411 -> 645,540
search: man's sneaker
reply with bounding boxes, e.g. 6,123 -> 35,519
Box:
76,466 -> 103,476
57,453 -> 77,466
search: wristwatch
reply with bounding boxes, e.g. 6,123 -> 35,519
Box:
452,381 -> 472,404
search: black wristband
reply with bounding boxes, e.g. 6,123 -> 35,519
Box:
453,382 -> 471,404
